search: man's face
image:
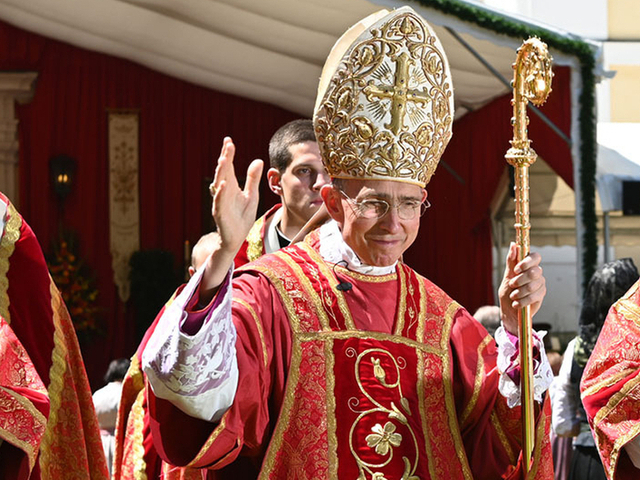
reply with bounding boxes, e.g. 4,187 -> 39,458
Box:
269,141 -> 329,224
325,179 -> 427,267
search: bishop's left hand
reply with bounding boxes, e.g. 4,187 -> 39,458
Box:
498,242 -> 546,336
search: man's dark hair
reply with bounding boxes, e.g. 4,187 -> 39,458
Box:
104,358 -> 131,384
268,119 -> 316,172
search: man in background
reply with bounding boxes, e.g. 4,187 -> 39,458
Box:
234,118 -> 329,266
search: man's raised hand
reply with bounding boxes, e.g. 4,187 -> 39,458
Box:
199,137 -> 263,301
211,137 -> 264,254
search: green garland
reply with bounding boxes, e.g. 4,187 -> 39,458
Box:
415,0 -> 598,290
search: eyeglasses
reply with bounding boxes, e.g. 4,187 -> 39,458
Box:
338,190 -> 430,220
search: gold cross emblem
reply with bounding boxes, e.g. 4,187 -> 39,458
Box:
363,51 -> 431,134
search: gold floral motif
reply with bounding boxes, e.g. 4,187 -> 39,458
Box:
314,9 -> 454,187
347,347 -> 419,480
283,248 -> 334,331
0,318 -> 48,472
366,422 -> 403,455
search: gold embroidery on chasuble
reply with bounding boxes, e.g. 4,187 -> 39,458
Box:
114,355 -> 145,480
130,389 -> 149,480
245,214 -> 266,263
0,319 -> 48,472
580,285 -> 640,480
0,203 -> 22,323
246,245 -> 469,479
530,401 -> 554,480
39,280 -> 109,478
581,300 -> 640,399
460,334 -> 494,427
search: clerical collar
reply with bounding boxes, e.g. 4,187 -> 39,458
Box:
275,224 -> 290,249
264,206 -> 289,254
318,220 -> 396,276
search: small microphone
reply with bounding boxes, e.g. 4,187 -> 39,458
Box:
333,260 -> 353,292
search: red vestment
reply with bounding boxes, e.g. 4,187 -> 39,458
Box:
234,204 -> 282,268
147,231 -> 553,479
113,206 -> 283,479
0,316 -> 49,480
581,280 -> 640,480
0,192 -> 109,478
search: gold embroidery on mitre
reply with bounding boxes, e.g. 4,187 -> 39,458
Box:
314,7 -> 454,187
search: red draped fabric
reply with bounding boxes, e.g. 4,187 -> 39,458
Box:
0,18 -> 573,385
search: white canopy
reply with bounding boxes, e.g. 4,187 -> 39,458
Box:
0,0 -> 588,118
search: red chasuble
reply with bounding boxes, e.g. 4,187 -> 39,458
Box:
148,231 -> 553,479
0,193 -> 109,479
0,316 -> 49,480
581,280 -> 640,480
113,207 -> 282,480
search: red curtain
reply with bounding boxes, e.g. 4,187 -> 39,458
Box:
0,18 -> 573,385
1,20 -> 297,386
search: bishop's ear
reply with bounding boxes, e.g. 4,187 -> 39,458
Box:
321,184 -> 344,222
267,168 -> 282,195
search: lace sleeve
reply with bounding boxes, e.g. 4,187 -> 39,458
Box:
142,263 -> 238,422
495,325 -> 554,408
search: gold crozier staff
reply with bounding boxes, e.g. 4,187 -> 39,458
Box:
505,37 -> 553,475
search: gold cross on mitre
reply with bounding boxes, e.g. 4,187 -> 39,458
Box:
363,51 -> 431,135
313,6 -> 454,187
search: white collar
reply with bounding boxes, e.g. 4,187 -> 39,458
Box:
0,198 -> 7,241
264,206 -> 286,255
318,220 -> 396,276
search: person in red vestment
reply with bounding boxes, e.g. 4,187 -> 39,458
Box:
113,119 -> 329,480
0,315 -> 50,480
581,277 -> 640,480
140,7 -> 555,480
0,192 -> 109,479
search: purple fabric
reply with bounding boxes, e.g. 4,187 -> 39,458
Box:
180,271 -> 231,336
504,328 -> 542,385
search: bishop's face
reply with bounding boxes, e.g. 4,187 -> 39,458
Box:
322,179 -> 427,267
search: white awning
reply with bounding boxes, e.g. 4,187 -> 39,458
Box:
597,122 -> 640,211
0,0 -> 590,117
